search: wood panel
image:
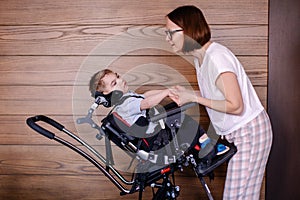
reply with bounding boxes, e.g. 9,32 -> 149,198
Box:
2,144 -> 260,199
0,145 -> 228,176
0,25 -> 267,56
0,115 -> 79,145
0,175 -> 265,200
0,86 -> 267,115
0,174 -> 230,200
0,146 -> 265,199
0,0 -> 268,199
0,56 -> 268,86
1,108 -> 212,145
0,0 -> 268,25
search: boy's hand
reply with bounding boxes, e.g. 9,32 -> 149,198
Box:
169,87 -> 180,106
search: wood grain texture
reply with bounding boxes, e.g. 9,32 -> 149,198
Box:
0,86 -> 267,115
0,0 -> 268,199
0,25 -> 267,56
1,144 -> 265,199
0,175 -> 265,199
1,114 -> 215,145
0,0 -> 268,25
0,56 -> 268,86
0,174 -> 229,200
0,145 -> 229,176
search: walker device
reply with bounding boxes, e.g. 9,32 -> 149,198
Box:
26,93 -> 237,200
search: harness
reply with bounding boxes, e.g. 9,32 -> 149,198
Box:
100,91 -> 180,165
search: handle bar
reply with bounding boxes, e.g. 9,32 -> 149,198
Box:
26,115 -> 65,139
150,102 -> 198,122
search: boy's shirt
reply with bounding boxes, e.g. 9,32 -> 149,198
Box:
114,91 -> 158,134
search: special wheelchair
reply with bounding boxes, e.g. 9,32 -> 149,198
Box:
26,94 -> 237,200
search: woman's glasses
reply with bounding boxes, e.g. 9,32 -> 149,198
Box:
165,29 -> 183,40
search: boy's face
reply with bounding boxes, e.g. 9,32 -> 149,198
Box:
101,72 -> 128,94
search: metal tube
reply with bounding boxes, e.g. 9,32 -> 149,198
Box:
54,135 -> 131,194
62,128 -> 134,185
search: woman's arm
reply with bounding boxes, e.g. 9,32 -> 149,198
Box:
199,72 -> 243,114
170,72 -> 244,115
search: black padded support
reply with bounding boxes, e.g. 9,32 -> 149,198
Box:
196,142 -> 237,176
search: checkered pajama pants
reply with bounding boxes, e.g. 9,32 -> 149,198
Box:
224,110 -> 273,200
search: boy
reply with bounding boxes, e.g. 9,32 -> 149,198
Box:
89,69 -> 229,156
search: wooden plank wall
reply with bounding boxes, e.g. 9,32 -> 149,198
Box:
0,0 -> 268,199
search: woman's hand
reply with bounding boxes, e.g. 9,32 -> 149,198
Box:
171,72 -> 244,115
169,85 -> 197,106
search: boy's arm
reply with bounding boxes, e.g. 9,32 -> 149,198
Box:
143,89 -> 167,98
140,89 -> 170,110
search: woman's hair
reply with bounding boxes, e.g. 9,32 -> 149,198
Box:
89,69 -> 114,97
166,5 -> 211,53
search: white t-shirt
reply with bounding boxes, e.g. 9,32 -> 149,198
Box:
195,42 -> 264,135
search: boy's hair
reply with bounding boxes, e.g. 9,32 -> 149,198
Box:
166,5 -> 211,53
89,69 -> 114,97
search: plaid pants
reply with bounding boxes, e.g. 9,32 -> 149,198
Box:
224,110 -> 273,200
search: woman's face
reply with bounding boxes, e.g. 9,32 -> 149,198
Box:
165,17 -> 184,53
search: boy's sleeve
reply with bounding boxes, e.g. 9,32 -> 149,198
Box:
124,97 -> 145,116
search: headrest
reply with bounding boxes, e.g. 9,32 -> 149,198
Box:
94,90 -> 124,108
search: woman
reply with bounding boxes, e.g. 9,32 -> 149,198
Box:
165,5 -> 273,200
